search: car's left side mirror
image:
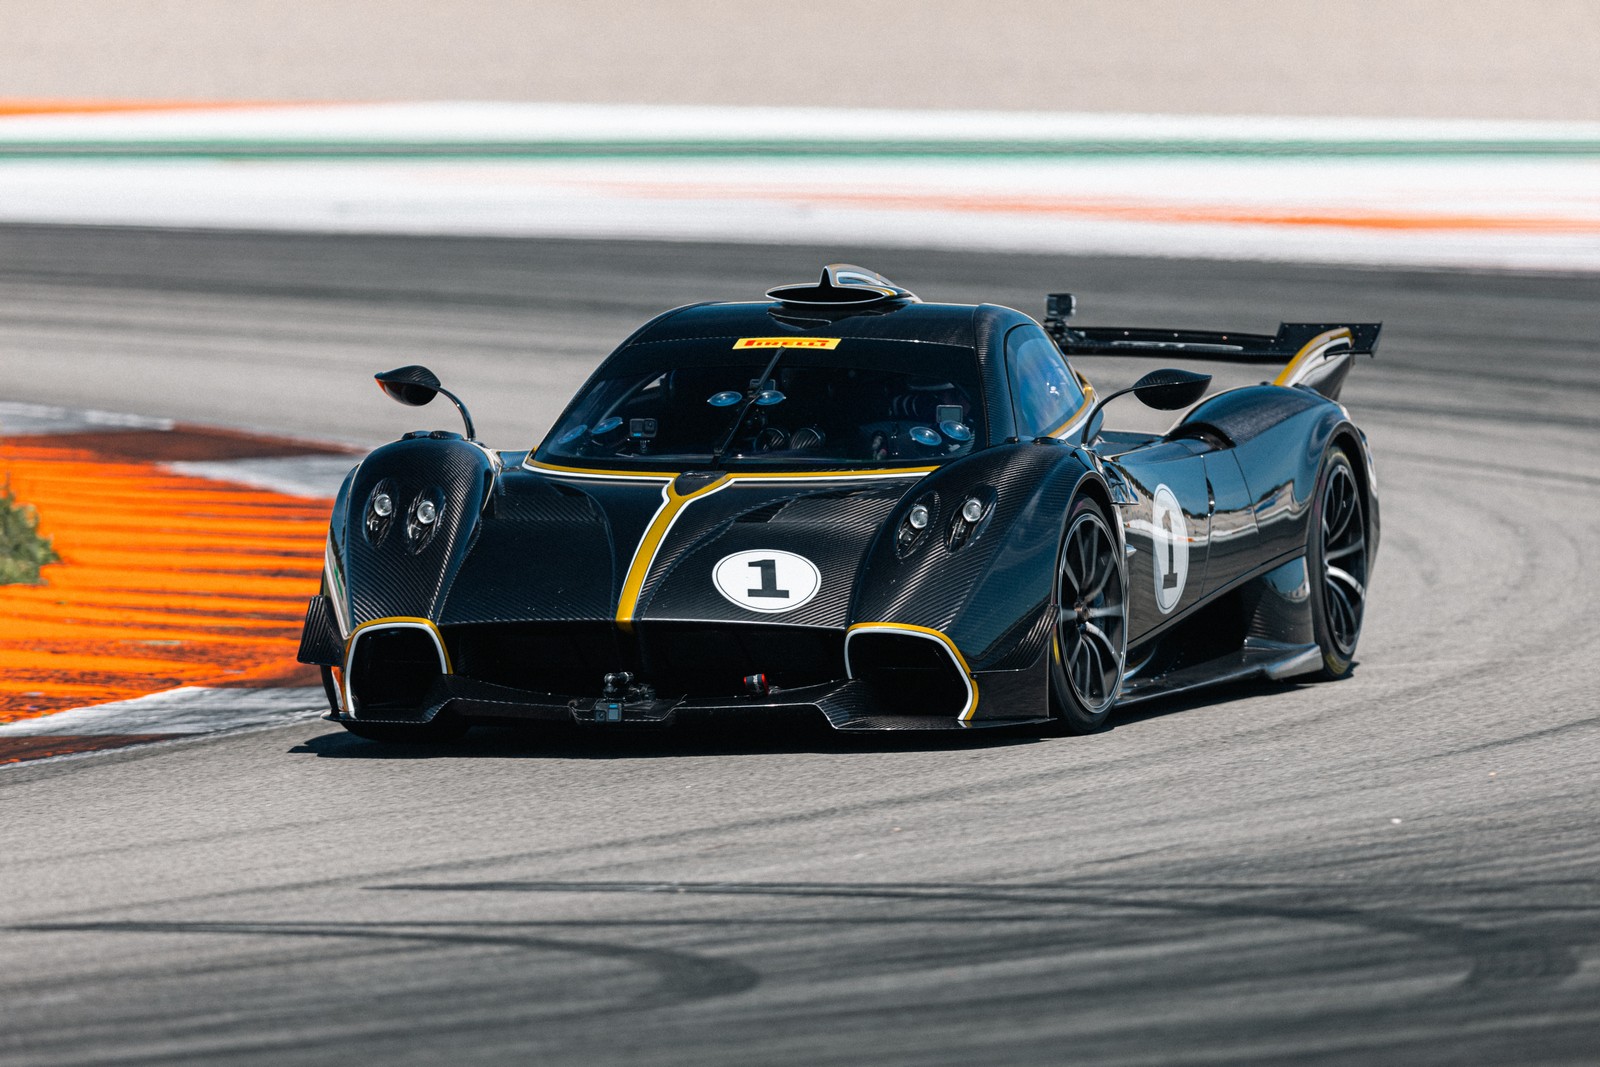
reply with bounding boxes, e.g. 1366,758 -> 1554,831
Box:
375,365 -> 443,407
373,365 -> 476,439
1131,368 -> 1211,411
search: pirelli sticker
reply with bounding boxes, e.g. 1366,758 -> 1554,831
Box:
733,336 -> 841,350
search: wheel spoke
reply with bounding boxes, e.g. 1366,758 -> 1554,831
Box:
1058,510 -> 1128,714
1060,550 -> 1081,595
1327,565 -> 1366,601
1325,536 -> 1365,561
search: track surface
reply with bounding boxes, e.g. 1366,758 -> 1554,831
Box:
1,227 -> 1597,1065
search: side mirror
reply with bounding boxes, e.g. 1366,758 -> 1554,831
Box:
1081,367 -> 1211,443
1131,368 -> 1211,411
373,365 -> 476,439
375,365 -> 442,407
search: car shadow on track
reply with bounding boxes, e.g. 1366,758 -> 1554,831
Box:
289,712 -> 1047,760
289,676 -> 1319,760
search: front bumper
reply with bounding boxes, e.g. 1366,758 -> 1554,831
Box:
326,674 -> 1047,732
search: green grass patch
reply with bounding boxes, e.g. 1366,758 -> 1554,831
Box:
0,480 -> 59,585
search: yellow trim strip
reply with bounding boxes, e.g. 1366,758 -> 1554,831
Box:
1046,382 -> 1098,439
1273,327 -> 1353,387
524,459 -> 679,479
527,459 -> 936,482
342,615 -> 453,717
845,621 -> 980,721
614,474 -> 732,626
529,463 -> 939,626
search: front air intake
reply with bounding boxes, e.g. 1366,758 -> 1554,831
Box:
845,629 -> 971,717
348,624 -> 447,717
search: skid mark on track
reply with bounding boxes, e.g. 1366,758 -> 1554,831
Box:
365,880 -> 1587,996
10,920 -> 761,1010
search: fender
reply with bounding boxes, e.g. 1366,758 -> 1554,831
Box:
850,442 -> 1106,718
336,434 -> 496,628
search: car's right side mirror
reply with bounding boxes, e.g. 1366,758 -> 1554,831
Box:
1131,368 -> 1211,411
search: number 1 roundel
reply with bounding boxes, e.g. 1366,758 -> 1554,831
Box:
1150,484 -> 1189,614
712,550 -> 822,613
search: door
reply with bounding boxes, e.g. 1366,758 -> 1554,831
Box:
1104,438 -> 1213,642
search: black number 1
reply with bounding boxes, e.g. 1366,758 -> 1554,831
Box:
747,559 -> 790,599
1161,511 -> 1179,589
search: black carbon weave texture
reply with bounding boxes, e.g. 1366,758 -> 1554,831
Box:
344,439 -> 489,626
638,481 -> 907,629
851,445 -> 1086,663
440,470 -> 617,625
1177,385 -> 1323,445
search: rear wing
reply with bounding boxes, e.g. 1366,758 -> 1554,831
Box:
1042,293 -> 1380,399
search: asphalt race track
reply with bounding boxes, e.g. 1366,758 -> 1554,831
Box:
1,226 -> 1597,1066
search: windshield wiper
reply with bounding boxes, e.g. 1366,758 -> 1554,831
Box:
710,345 -> 788,467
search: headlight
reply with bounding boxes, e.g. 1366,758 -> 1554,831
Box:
896,493 -> 938,557
406,489 -> 446,553
947,489 -> 994,550
364,479 -> 397,545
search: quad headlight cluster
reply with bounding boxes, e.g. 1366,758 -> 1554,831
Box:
364,480 -> 445,553
896,488 -> 995,557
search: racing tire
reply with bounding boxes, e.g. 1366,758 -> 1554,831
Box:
1307,446 -> 1368,680
1049,495 -> 1128,734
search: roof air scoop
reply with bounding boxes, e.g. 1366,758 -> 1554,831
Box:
766,264 -> 919,307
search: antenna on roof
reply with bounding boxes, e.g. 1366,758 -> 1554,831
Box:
766,264 -> 919,307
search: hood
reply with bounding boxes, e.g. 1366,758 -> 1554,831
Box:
437,466 -> 919,629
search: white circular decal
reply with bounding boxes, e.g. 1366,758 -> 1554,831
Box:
712,550 -> 822,614
1150,484 -> 1189,613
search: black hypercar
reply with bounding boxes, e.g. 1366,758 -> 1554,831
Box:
298,265 -> 1380,739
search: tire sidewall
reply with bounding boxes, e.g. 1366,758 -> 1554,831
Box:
1308,446 -> 1358,679
1049,495 -> 1125,733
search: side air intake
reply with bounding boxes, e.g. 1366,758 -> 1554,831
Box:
767,264 -> 919,307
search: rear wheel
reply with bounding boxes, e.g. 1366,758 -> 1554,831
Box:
1308,446 -> 1368,679
1049,497 -> 1128,733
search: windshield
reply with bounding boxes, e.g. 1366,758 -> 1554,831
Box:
536,337 -> 984,469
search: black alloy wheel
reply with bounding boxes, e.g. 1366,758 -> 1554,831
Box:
1050,496 -> 1128,733
1309,447 -> 1367,679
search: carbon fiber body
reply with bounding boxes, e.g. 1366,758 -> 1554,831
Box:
304,291 -> 1380,731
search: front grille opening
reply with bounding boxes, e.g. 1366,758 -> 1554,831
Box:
848,631 -> 968,716
444,623 -> 844,700
645,625 -> 844,696
450,623 -> 625,697
349,626 -> 443,714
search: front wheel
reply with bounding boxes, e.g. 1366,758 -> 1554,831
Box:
1049,496 -> 1128,734
1308,446 -> 1368,679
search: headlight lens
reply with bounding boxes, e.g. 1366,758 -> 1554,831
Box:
405,489 -> 446,553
